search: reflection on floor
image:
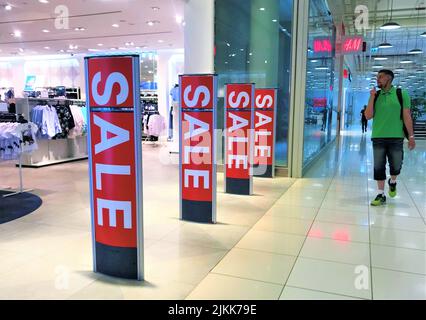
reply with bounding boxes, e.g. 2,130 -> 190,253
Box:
0,129 -> 425,300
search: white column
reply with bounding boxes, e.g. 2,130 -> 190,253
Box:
184,0 -> 214,73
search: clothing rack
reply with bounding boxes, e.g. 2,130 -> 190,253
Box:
0,117 -> 33,197
15,97 -> 88,168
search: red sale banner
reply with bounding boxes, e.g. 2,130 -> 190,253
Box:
179,74 -> 217,223
86,55 -> 143,280
90,112 -> 137,248
225,83 -> 254,195
254,89 -> 277,178
87,57 -> 134,107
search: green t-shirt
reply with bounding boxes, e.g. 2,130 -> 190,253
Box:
372,86 -> 411,138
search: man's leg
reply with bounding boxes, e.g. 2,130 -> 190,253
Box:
387,138 -> 404,198
371,139 -> 387,206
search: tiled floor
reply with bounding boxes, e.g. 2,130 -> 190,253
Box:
0,129 -> 425,300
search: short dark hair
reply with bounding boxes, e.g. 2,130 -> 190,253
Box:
378,69 -> 394,80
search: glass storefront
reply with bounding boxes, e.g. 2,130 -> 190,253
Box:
214,0 -> 294,167
303,0 -> 338,166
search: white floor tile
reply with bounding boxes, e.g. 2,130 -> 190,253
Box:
286,257 -> 371,299
186,273 -> 282,300
212,248 -> 296,285
236,230 -> 305,256
280,286 -> 362,300
371,245 -> 426,275
369,214 -> 426,233
370,227 -> 426,251
316,208 -> 369,226
253,215 -> 313,236
266,204 -> 318,220
372,268 -> 426,300
299,237 -> 370,266
308,221 -> 370,243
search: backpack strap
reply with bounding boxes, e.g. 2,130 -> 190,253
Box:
396,88 -> 403,120
373,90 -> 381,116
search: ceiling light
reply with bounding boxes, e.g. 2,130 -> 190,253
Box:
158,40 -> 164,43
97,43 -> 103,47
372,65 -> 384,69
151,6 -> 160,11
44,46 -> 50,50
176,15 -> 183,24
58,49 -> 65,53
74,27 -> 85,31
378,42 -> 393,49
12,30 -> 22,38
69,44 -> 78,50
42,29 -> 50,33
374,56 -> 388,61
395,68 -> 405,72
110,47 -> 117,50
112,24 -> 119,28
5,4 -> 12,10
310,59 -> 319,62
19,48 -> 24,52
315,66 -> 329,70
88,49 -> 100,52
380,22 -> 401,30
259,7 -> 265,11
421,32 -> 426,37
416,70 -> 424,74
408,48 -> 423,54
125,42 -> 134,46
400,59 -> 413,64
39,0 -> 49,3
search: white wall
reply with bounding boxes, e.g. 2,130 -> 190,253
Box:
0,55 -> 84,98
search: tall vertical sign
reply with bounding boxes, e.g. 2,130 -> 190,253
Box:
254,88 -> 277,178
85,55 -> 143,280
179,74 -> 217,223
224,83 -> 254,195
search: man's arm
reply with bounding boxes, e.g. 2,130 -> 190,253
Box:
403,109 -> 416,150
365,88 -> 376,120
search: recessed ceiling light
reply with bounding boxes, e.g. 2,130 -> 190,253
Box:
151,6 -> 160,11
58,49 -> 65,53
272,19 -> 277,22
97,43 -> 103,47
147,20 -> 160,26
74,27 -> 85,31
44,46 -> 50,50
374,56 -> 388,61
39,0 -> 49,3
19,48 -> 24,52
310,59 -> 318,62
259,7 -> 265,11
400,59 -> 413,64
69,44 -> 78,50
112,24 -> 119,28
176,15 -> 183,24
110,47 -> 117,50
12,30 -> 22,38
395,68 -> 405,72
5,4 -> 12,10
158,40 -> 164,43
372,65 -> 384,69
88,49 -> 100,52
125,42 -> 135,46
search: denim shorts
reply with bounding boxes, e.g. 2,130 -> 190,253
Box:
372,138 -> 404,181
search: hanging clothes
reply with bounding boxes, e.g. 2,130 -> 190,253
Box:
68,105 -> 86,138
147,114 -> 165,137
0,122 -> 38,160
53,105 -> 75,139
30,105 -> 62,139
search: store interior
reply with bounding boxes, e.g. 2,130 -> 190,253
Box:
0,0 -> 425,300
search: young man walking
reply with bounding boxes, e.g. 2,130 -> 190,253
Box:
364,69 -> 416,206
361,105 -> 368,133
